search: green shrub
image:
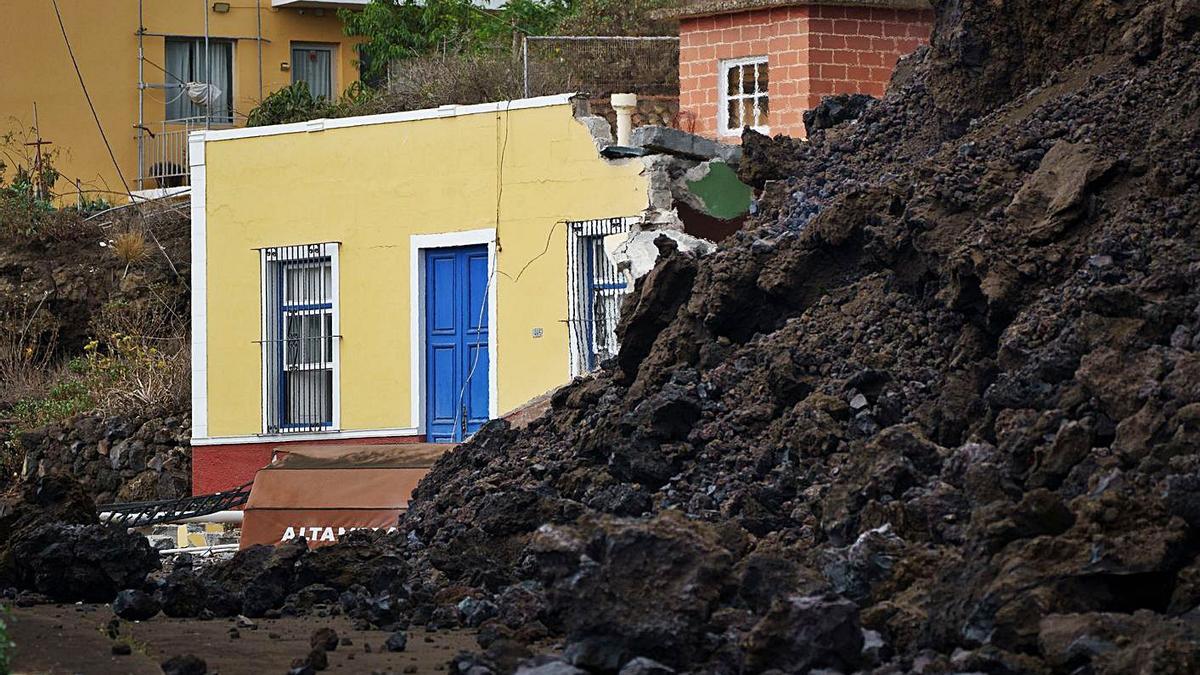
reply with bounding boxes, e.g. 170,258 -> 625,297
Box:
12,378 -> 95,433
247,81 -> 383,127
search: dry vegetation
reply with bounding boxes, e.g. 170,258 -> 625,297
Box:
0,195 -> 190,454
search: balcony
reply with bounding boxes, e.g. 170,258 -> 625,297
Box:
136,117 -> 206,197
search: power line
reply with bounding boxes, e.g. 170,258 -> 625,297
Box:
49,0 -> 183,281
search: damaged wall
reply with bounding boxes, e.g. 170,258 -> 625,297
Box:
196,96 -> 647,445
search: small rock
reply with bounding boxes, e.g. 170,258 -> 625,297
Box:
161,654 -> 207,675
618,657 -> 675,675
514,660 -> 587,675
228,627 -> 240,639
385,630 -> 408,652
111,642 -> 132,656
112,589 -> 160,621
311,627 -> 339,651
306,648 -> 329,671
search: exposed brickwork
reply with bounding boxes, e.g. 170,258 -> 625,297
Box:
678,4 -> 933,140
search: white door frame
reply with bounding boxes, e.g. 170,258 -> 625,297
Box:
409,228 -> 499,437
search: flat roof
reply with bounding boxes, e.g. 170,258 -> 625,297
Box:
652,0 -> 932,20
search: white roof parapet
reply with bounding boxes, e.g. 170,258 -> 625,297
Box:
198,93 -> 580,143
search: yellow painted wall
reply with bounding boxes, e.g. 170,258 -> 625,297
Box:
0,0 -> 358,202
202,102 -> 648,437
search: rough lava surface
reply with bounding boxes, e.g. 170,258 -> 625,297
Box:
22,1 -> 1200,673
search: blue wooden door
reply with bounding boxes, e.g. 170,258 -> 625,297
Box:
425,245 -> 490,442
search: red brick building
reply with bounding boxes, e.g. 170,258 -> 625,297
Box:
662,0 -> 933,140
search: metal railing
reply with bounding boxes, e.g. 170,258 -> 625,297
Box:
100,481 -> 252,528
136,116 -> 206,190
261,243 -> 340,434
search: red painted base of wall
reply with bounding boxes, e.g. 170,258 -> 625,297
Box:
192,435 -> 425,496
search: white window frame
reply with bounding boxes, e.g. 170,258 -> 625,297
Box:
259,243 -> 341,434
718,56 -> 770,136
408,229 -> 499,436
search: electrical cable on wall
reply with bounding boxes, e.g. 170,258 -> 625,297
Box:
50,0 -> 184,283
450,98 -> 512,440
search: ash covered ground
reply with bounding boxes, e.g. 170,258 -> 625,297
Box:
6,1 -> 1200,673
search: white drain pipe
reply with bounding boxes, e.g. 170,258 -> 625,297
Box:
611,93 -> 637,146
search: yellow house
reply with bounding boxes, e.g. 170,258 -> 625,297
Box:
0,0 -> 362,202
190,94 -> 658,493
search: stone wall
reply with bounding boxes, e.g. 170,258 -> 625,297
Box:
18,412 -> 191,504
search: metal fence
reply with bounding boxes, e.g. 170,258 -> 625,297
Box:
567,217 -> 639,375
522,36 -> 679,98
137,116 -> 206,190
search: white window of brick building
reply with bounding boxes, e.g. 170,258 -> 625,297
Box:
719,56 -> 769,135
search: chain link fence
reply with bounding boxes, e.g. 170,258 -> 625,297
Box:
522,35 -> 679,99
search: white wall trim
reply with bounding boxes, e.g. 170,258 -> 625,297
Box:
189,131 -> 209,440
409,228 -> 500,436
196,93 -> 576,143
131,186 -> 191,201
330,243 -> 343,431
192,426 -> 419,447
259,249 -> 270,435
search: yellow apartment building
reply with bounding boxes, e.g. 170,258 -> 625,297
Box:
0,0 -> 364,202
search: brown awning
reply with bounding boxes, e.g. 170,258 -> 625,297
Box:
240,443 -> 454,549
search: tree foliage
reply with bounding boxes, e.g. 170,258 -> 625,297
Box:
341,0 -> 571,80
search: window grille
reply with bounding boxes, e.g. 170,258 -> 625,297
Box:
261,243 -> 339,433
567,218 -> 638,376
720,57 -> 769,133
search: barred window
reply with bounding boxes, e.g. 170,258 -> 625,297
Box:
261,243 -> 339,433
567,218 -> 636,376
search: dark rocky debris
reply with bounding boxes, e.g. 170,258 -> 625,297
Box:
6,1 -> 1200,673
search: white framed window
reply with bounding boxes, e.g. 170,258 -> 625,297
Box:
260,243 -> 340,433
719,56 -> 769,135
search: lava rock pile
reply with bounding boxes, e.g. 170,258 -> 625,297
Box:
395,1 -> 1200,672
0,474 -> 159,602
101,0 -> 1200,672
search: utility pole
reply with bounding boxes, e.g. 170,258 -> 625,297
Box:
24,103 -> 54,200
